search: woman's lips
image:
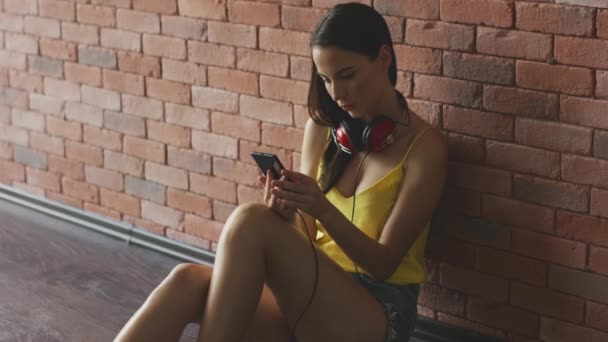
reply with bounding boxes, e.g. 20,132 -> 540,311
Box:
340,104 -> 354,111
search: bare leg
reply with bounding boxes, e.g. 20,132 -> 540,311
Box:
114,263 -> 212,342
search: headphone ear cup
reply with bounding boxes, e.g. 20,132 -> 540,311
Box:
363,116 -> 397,152
332,123 -> 354,154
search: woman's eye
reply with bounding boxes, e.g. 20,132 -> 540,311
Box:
341,73 -> 354,80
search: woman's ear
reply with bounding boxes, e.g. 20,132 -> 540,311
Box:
378,44 -> 392,71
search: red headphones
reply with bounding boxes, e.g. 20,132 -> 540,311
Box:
331,116 -> 398,154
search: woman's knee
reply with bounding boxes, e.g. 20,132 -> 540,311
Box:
221,202 -> 278,242
164,263 -> 210,289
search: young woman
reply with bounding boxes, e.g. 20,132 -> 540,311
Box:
115,3 -> 447,342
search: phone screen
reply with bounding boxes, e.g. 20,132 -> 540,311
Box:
251,152 -> 285,179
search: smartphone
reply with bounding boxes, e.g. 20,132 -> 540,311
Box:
251,152 -> 285,179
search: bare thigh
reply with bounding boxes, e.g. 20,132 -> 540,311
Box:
180,263 -> 291,342
226,204 -> 388,342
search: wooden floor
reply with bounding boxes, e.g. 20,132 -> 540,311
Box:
0,198 -> 199,342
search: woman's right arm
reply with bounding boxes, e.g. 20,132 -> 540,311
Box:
296,117 -> 329,239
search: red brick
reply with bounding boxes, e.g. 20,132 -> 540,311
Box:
11,109 -> 45,132
85,164 -> 124,191
39,0 -> 75,21
487,141 -> 559,178
440,263 -> 508,301
62,177 -> 99,202
77,4 -> 116,27
133,0 -> 177,14
259,27 -> 310,57
122,94 -> 163,120
212,200 -> 237,223
437,313 -> 506,340
100,188 -> 140,217
555,36 -> 608,70
192,86 -> 238,113
61,22 -> 98,45
598,71 -> 608,99
516,3 -> 594,37
101,28 -> 141,52
142,202 -> 183,229
562,154 -> 608,189
65,62 -> 102,87
165,103 -> 209,131
515,117 -> 591,154
167,146 -> 211,174
177,0 -> 226,20
447,132 -> 484,163
83,125 -> 122,151
418,283 -> 465,316
145,161 -> 188,190
125,215 -> 165,236
438,185 -> 481,216
143,34 -> 186,60
587,300 -> 608,332
483,85 -> 557,120
191,173 -> 237,204
4,0 -> 37,15
512,282 -> 584,323
374,0 -> 439,20
30,132 -> 64,156
281,5 -> 325,32
384,15 -> 405,43
290,56 -> 312,82
24,17 -> 61,38
29,94 -> 64,117
0,50 -> 26,70
561,96 -> 608,130
599,10 -> 608,39
590,246 -> 608,281
78,46 -> 117,69
238,140 -> 293,169
124,135 -> 165,163
514,174 -> 589,212
103,69 -> 144,96
477,27 -> 552,62
0,13 -> 24,32
9,70 -> 43,93
28,56 -> 63,78
0,123 -> 28,145
513,227 -> 586,269
517,60 -> 593,96
0,159 -> 25,183
47,117 -> 82,141
237,184 -> 261,204
406,19 -> 474,51
213,158 -> 259,186
65,102 -> 103,127
48,155 -> 84,180
147,120 -> 191,148
440,0 -> 513,28
188,41 -> 235,68
447,162 -> 512,196
5,33 -> 38,54
468,298 -> 539,336
394,45 -> 442,75
236,48 -> 289,77
477,246 -> 547,286
65,140 -> 103,166
25,167 -> 60,192
44,78 -> 80,102
82,85 -> 121,111
47,192 -> 84,209
549,265 -> 608,307
165,229 -> 210,249
184,213 -> 222,241
104,150 -> 144,177
294,105 -> 309,129
592,188 -> 608,219
443,105 -> 513,141
557,209 -> 608,248
595,130 -> 608,160
414,75 -> 482,108
208,21 -> 256,48
40,39 -> 77,61
444,51 -> 513,85
211,111 -> 260,142
259,75 -> 308,105
208,67 -> 257,95
161,15 -> 206,40
192,131 -> 238,159
146,78 -> 190,105
117,9 -> 160,34
117,52 -> 161,78
91,0 -> 131,9
228,0 -> 280,27
261,123 -> 303,152
85,202 -> 122,220
167,188 -> 211,218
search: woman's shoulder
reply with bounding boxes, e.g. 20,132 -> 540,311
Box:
402,117 -> 447,170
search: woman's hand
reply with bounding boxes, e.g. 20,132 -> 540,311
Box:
270,169 -> 331,220
258,170 -> 295,223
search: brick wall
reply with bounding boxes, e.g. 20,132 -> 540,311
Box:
1,0 -> 607,340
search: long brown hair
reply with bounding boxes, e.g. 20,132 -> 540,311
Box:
308,3 -> 399,193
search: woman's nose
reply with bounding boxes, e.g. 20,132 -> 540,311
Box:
330,82 -> 346,103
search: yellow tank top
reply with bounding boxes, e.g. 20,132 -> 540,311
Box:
315,127 -> 431,285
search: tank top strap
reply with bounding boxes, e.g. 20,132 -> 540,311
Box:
398,126 -> 432,166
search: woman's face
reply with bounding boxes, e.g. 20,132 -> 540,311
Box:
312,46 -> 389,120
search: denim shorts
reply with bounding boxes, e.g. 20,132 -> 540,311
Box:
350,273 -> 419,342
